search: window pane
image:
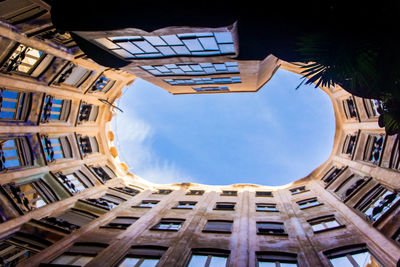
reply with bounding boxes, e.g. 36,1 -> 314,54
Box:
118,257 -> 140,267
73,256 -> 94,266
258,262 -> 276,267
352,251 -> 380,267
140,259 -> 159,267
188,255 -> 208,267
209,256 -> 227,266
280,263 -> 298,267
330,256 -> 353,267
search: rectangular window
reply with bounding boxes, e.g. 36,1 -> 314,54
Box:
186,190 -> 204,195
356,185 -> 400,222
326,246 -> 382,267
90,75 -> 115,92
0,88 -> 31,121
117,246 -> 167,267
256,191 -> 273,197
153,189 -> 172,195
164,76 -> 241,86
256,203 -> 278,212
363,135 -> 385,165
95,32 -> 235,59
335,175 -> 368,201
101,217 -> 138,229
308,215 -> 342,232
220,190 -> 237,196
343,97 -> 358,119
78,103 -> 99,122
363,99 -> 383,118
322,166 -> 344,184
290,186 -> 307,195
84,195 -> 123,210
187,249 -> 229,267
78,136 -> 99,157
112,186 -> 140,196
134,200 -> 159,208
0,137 -> 32,171
51,243 -> 107,266
203,220 -> 233,233
152,219 -> 184,231
214,202 -> 235,210
41,95 -> 71,123
89,165 -> 116,183
193,86 -> 229,92
2,179 -> 56,213
256,252 -> 298,267
141,62 -> 239,76
54,63 -> 92,88
174,201 -> 196,209
41,135 -> 71,162
297,198 -> 322,209
256,222 -> 286,235
44,208 -> 98,230
54,172 -> 87,194
1,44 -> 51,77
342,134 -> 357,156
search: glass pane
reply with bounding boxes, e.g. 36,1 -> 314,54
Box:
199,37 -> 219,50
258,262 -> 276,267
119,257 -> 140,267
330,256 -> 353,267
52,255 -> 77,264
140,259 -> 160,267
209,256 -> 227,266
325,220 -> 340,228
311,223 -> 325,232
133,41 -> 158,53
144,36 -> 167,46
118,42 -> 143,54
280,263 -> 298,267
352,251 -> 381,267
214,32 -> 233,44
182,39 -> 204,52
73,256 -> 94,266
161,35 -> 183,45
188,255 -> 208,267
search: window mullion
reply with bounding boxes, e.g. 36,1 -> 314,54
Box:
346,254 -> 360,267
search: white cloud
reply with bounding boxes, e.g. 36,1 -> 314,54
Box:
111,103 -> 192,185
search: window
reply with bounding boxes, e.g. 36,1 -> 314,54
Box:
0,232 -> 52,266
90,75 -> 116,92
256,203 -> 278,212
297,198 -> 322,209
308,215 -> 342,232
392,228 -> 400,245
152,218 -> 184,231
164,76 -> 241,86
54,62 -> 92,87
214,202 -> 235,210
342,134 -> 357,156
0,137 -> 33,171
89,165 -> 116,183
335,175 -> 368,201
141,62 -> 239,76
187,249 -> 230,267
41,95 -> 71,123
51,242 -> 108,266
153,189 -> 172,195
78,135 -> 99,156
203,220 -> 233,233
2,179 -> 57,213
389,135 -> 399,171
41,135 -> 72,162
42,208 -> 98,231
322,166 -> 345,184
256,251 -> 298,266
220,190 -> 237,196
1,44 -> 53,77
134,200 -> 159,208
117,246 -> 167,267
78,103 -> 99,123
174,201 -> 196,209
256,222 -> 286,235
363,99 -> 383,118
343,97 -> 358,119
0,88 -> 31,121
363,135 -> 385,165
112,186 -> 140,196
289,186 -> 307,195
186,190 -> 204,195
84,195 -> 122,211
95,32 -> 235,59
53,172 -> 88,194
101,217 -> 138,229
256,191 -> 273,197
324,245 -> 382,267
355,185 -> 400,222
193,86 -> 229,92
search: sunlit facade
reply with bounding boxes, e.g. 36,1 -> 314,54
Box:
0,1 -> 399,266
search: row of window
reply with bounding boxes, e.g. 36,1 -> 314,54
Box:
0,43 -> 115,93
0,166 -> 118,221
1,239 -> 380,267
323,166 -> 400,223
342,132 -> 399,171
152,187 -> 307,197
0,87 -> 99,124
342,96 -> 383,121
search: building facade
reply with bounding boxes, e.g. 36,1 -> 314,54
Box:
0,0 -> 399,266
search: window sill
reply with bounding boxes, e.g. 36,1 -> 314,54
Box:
202,230 -> 232,234
299,203 -> 324,210
257,232 -> 288,236
313,224 -> 346,234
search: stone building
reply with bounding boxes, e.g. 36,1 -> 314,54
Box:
0,0 -> 399,266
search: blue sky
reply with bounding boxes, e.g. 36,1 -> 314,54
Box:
111,69 -> 335,186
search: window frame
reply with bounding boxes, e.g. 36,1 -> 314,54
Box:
202,220 -> 233,234
151,218 -> 185,231
307,215 -> 344,233
186,248 -> 230,267
297,198 -> 322,210
173,201 -> 197,209
0,88 -> 32,122
256,222 -> 287,236
256,203 -> 278,212
213,202 -> 235,211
